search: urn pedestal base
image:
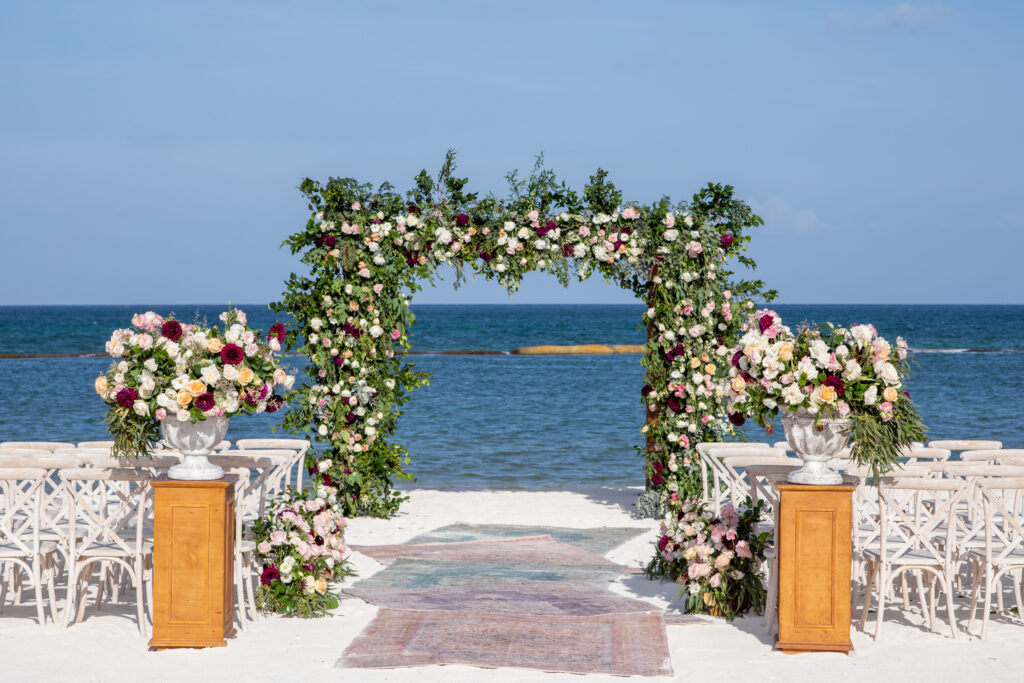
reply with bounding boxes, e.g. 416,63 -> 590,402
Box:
775,482 -> 854,655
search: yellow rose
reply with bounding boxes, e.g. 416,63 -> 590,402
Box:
314,577 -> 327,595
187,379 -> 207,397
819,385 -> 837,404
731,376 -> 747,393
95,376 -> 109,396
704,363 -> 716,374
177,392 -> 192,407
882,386 -> 899,403
777,342 -> 794,362
690,357 -> 701,369
207,338 -> 224,353
237,366 -> 255,385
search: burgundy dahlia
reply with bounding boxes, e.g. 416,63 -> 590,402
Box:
220,344 -> 244,365
720,234 -> 734,249
652,461 -> 664,473
758,314 -> 774,333
194,392 -> 215,412
322,234 -> 337,248
729,412 -> 746,426
641,384 -> 654,397
345,412 -> 356,424
160,320 -> 183,342
731,350 -> 744,368
265,395 -> 284,413
658,535 -> 671,551
562,244 -> 574,257
116,387 -> 139,409
455,213 -> 469,227
268,323 -> 287,343
667,396 -> 682,413
823,375 -> 846,397
260,566 -> 280,586
651,473 -> 664,485
407,204 -> 420,214
480,251 -> 493,262
321,474 -> 333,486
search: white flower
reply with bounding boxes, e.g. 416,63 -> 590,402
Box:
171,374 -> 189,391
176,409 -> 190,421
874,360 -> 900,385
863,385 -> 878,406
842,360 -> 862,382
436,228 -> 452,244
517,227 -> 530,239
683,214 -> 695,227
163,340 -> 180,357
310,317 -> 323,331
144,358 -> 158,372
782,383 -> 804,405
369,325 -> 383,338
132,400 -> 150,417
851,324 -> 874,349
223,365 -> 239,381
796,358 -> 817,381
663,229 -> 679,242
201,365 -> 221,385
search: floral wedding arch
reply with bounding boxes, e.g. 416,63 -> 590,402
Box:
273,152 -> 774,517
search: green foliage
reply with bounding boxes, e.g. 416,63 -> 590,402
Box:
273,151 -> 774,517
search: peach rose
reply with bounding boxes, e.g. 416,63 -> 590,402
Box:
187,379 -> 207,397
237,366 -> 255,385
207,338 -> 224,353
777,342 -> 794,362
94,376 -> 109,396
690,357 -> 701,369
882,386 -> 899,403
819,385 -> 838,404
731,376 -> 747,392
177,392 -> 193,407
314,577 -> 327,595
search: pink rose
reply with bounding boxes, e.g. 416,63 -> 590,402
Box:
663,212 -> 676,228
373,283 -> 384,294
622,207 -> 639,220
710,524 -> 727,543
257,541 -> 272,554
735,540 -> 752,559
709,573 -> 721,588
687,241 -> 703,257
879,401 -> 893,413
270,530 -> 286,545
358,268 -> 371,278
391,330 -> 401,340
155,408 -> 167,420
351,202 -> 361,210
528,210 -> 539,221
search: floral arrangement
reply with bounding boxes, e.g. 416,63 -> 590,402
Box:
96,308 -> 295,458
251,485 -> 354,617
725,309 -> 926,477
647,497 -> 770,620
273,151 -> 775,517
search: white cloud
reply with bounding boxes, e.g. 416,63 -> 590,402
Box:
830,4 -> 954,32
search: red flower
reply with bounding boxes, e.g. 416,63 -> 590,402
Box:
220,344 -> 244,365
160,320 -> 183,342
455,213 -> 469,226
260,566 -> 280,585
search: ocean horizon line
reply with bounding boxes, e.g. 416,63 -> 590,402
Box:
2,302 -> 1024,308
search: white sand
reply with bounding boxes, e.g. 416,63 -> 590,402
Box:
3,488 -> 1023,682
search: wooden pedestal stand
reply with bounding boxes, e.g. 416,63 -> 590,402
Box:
149,475 -> 237,650
775,482 -> 854,655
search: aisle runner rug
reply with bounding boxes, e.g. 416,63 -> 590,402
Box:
405,523 -> 649,555
351,535 -> 619,567
337,609 -> 673,677
344,580 -> 658,616
351,557 -> 626,589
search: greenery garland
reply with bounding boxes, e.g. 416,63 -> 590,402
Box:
273,152 -> 775,517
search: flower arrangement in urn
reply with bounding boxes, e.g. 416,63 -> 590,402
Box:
725,309 -> 926,481
647,497 -> 770,620
250,485 -> 353,617
96,308 -> 295,462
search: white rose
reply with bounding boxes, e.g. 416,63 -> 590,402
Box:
132,400 -> 150,417
176,409 -> 190,421
369,325 -> 383,338
663,229 -> 679,242
223,365 -> 239,381
435,228 -> 452,244
201,365 -> 221,385
873,361 -> 900,385
572,244 -> 587,258
842,360 -> 862,382
517,227 -> 530,239
863,385 -> 878,406
171,374 -> 189,391
684,214 -> 695,227
851,324 -> 874,349
139,377 -> 156,398
144,358 -> 158,372
163,340 -> 180,357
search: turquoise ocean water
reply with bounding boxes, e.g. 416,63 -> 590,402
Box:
1,304 -> 1021,490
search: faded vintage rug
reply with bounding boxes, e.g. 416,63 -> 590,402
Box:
344,580 -> 658,616
337,608 -> 673,677
405,523 -> 649,555
350,556 -> 627,589
351,535 -> 620,567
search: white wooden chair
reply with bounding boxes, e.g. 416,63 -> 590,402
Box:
929,440 -> 1002,452
236,439 -> 311,491
966,476 -> 1024,638
695,443 -> 777,512
0,442 -> 74,452
0,468 -> 60,625
901,447 -> 951,464
859,477 -> 971,640
961,449 -> 1024,463
59,468 -> 152,637
76,441 -> 115,448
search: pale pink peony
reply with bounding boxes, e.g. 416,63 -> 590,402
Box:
257,541 -> 272,554
735,540 -> 752,559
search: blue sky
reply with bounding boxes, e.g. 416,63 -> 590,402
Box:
2,1 -> 1021,305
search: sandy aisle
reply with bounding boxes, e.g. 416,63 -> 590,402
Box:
2,488 -> 1022,682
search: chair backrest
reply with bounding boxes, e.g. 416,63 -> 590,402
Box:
901,447 -> 951,463
974,477 -> 1024,566
0,441 -> 74,451
876,476 -> 972,566
941,464 -> 1024,478
929,440 -> 1002,451
0,468 -> 48,556
961,449 -> 1024,463
235,439 -> 310,489
0,454 -> 83,469
0,447 -> 51,456
76,441 -> 115,448
59,468 -> 152,556
206,454 -> 277,519
73,453 -> 178,469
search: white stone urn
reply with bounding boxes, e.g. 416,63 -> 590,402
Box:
161,415 -> 228,480
782,407 -> 851,485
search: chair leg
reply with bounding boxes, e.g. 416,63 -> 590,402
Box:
75,563 -> 96,625
982,568 -> 993,640
32,563 -> 46,626
968,559 -> 983,633
943,575 -> 959,640
44,559 -> 59,626
0,564 -> 9,614
874,567 -> 888,641
913,571 -> 930,631
134,561 -> 148,638
234,557 -> 247,632
859,561 -> 876,632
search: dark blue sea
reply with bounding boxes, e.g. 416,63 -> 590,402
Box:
1,304 -> 1022,490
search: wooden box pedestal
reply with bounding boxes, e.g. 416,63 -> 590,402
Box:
775,482 -> 854,655
149,475 -> 237,650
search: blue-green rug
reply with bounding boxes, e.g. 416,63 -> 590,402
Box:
350,557 -> 627,589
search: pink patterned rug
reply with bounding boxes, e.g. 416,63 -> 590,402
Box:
337,608 -> 673,677
351,535 -> 620,567
344,580 -> 658,616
